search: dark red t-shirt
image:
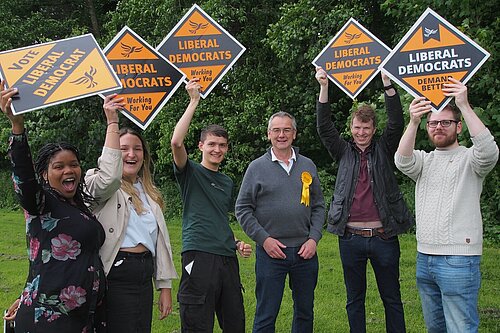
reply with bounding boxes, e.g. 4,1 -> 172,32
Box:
348,147 -> 381,222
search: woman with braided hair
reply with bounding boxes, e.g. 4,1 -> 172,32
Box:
1,80 -> 124,332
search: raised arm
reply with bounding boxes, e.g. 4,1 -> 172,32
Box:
1,81 -> 42,214
315,67 -> 347,160
396,97 -> 432,157
381,71 -> 396,97
0,80 -> 23,134
380,72 -> 405,154
171,78 -> 202,170
84,94 -> 125,203
315,67 -> 329,103
102,93 -> 124,149
443,78 -> 485,137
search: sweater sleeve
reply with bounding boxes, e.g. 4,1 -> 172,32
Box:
308,164 -> 325,244
394,149 -> 425,182
235,162 -> 270,246
469,128 -> 499,177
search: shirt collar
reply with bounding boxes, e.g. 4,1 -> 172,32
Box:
271,147 -> 296,162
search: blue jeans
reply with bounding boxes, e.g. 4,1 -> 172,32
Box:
253,245 -> 318,333
416,252 -> 481,333
338,233 -> 405,333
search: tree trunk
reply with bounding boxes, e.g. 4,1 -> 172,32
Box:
86,0 -> 100,39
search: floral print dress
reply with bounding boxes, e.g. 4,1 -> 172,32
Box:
9,133 -> 105,333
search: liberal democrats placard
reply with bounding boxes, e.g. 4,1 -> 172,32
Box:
312,18 -> 391,99
156,4 -> 246,99
380,8 -> 490,112
102,26 -> 186,130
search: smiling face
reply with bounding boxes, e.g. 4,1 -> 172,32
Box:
350,116 -> 376,151
199,134 -> 228,171
44,150 -> 82,201
120,133 -> 144,182
426,108 -> 462,149
267,115 -> 297,153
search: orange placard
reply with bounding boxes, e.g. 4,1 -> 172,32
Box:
156,4 -> 246,99
102,26 -> 186,130
312,18 -> 391,99
0,34 -> 121,115
380,8 -> 490,112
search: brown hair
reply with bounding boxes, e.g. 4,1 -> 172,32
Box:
119,127 -> 164,213
351,104 -> 376,127
200,124 -> 228,142
429,103 -> 462,122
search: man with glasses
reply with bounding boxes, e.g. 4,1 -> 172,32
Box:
395,78 -> 498,332
235,111 -> 325,333
315,67 -> 414,333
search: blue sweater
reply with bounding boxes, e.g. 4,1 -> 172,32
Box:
235,148 -> 325,247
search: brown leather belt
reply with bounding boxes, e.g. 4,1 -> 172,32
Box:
345,226 -> 387,239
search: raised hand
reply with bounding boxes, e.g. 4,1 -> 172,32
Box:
1,80 -> 24,133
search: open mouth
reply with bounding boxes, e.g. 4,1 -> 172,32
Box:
62,177 -> 77,192
125,160 -> 137,165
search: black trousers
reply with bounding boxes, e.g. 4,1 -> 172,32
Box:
178,251 -> 245,333
105,251 -> 154,333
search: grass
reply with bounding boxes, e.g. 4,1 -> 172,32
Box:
1,209 -> 499,332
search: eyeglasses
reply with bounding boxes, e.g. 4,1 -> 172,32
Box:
426,120 -> 459,128
269,128 -> 294,135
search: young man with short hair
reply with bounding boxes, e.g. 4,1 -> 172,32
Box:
171,78 -> 252,333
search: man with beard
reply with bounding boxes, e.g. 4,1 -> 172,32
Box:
395,78 -> 498,332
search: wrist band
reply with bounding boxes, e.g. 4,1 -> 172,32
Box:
107,130 -> 120,135
384,84 -> 395,91
107,121 -> 119,126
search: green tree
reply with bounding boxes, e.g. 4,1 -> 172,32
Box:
0,0 -> 498,239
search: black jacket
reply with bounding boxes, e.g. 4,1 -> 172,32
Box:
316,92 -> 414,237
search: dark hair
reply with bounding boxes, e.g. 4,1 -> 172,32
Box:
200,124 -> 228,142
35,142 -> 94,211
352,104 -> 376,127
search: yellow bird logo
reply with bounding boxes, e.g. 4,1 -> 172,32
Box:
189,20 -> 208,34
344,32 -> 361,44
120,42 -> 143,57
70,66 -> 98,88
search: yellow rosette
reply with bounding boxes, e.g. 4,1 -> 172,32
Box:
301,171 -> 312,207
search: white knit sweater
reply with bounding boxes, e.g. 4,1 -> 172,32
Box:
395,129 -> 498,255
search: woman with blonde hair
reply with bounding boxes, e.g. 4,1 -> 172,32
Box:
86,110 -> 177,332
